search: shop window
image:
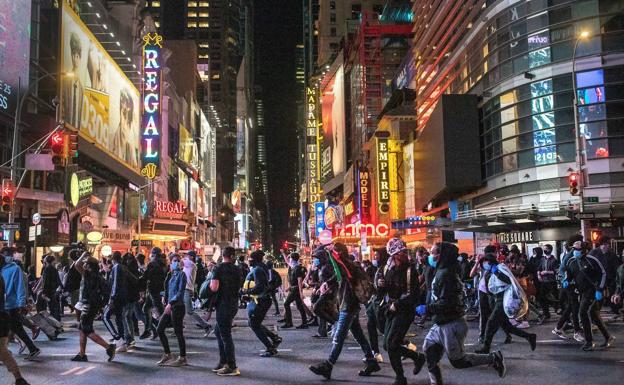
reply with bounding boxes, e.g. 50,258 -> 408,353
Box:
576,69 -> 604,88
577,86 -> 605,105
578,104 -> 606,122
586,138 -> 609,159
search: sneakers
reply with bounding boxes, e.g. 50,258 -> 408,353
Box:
552,328 -> 568,339
156,353 -> 174,366
25,349 -> 41,360
358,360 -> 381,376
71,354 -> 88,362
374,352 -> 384,363
216,365 -> 241,376
116,344 -> 129,353
139,331 -> 152,340
260,348 -> 278,357
166,356 -> 188,367
106,344 -> 116,362
212,363 -> 225,373
528,334 -> 537,351
491,351 -> 506,378
309,361 -> 333,380
599,336 -> 615,349
272,336 -> 283,349
574,332 -> 585,343
581,342 -> 595,351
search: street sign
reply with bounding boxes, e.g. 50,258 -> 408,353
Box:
585,196 -> 599,203
1,223 -> 19,230
576,212 -> 596,220
32,213 -> 41,225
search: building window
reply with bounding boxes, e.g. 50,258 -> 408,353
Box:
330,1 -> 335,10
187,21 -> 197,28
330,27 -> 336,37
188,12 -> 197,17
188,1 -> 197,7
152,1 -> 160,7
199,22 -> 209,27
199,1 -> 209,6
330,13 -> 336,23
352,4 -> 362,19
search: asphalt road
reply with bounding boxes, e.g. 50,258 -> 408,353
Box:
3,306 -> 623,385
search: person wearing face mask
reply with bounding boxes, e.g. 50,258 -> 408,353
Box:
242,250 -> 283,357
365,248 -> 389,362
265,261 -> 282,316
307,254 -> 326,337
310,247 -> 339,340
590,236 -> 620,315
380,238 -> 426,385
563,241 -> 613,351
474,254 -> 536,354
155,254 -> 188,367
139,248 -> 167,340
0,248 -> 40,360
537,244 -> 559,320
553,235 -> 584,342
417,242 -> 505,385
71,252 -> 116,363
280,252 -> 308,328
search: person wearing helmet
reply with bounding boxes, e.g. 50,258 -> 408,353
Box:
380,237 -> 426,385
417,242 -> 506,385
242,250 -> 283,357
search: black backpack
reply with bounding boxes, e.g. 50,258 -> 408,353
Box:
269,269 -> 282,290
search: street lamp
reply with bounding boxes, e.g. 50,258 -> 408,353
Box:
571,30 -> 590,241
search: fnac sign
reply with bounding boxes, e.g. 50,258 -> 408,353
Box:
141,33 -> 163,179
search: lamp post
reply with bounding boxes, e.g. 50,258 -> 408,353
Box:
571,30 -> 590,241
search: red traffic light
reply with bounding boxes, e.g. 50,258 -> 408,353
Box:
50,131 -> 67,166
568,172 -> 579,195
1,179 -> 15,212
590,230 -> 601,243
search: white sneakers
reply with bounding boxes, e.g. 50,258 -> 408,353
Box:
156,354 -> 188,367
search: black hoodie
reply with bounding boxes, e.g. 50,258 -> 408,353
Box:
426,243 -> 464,325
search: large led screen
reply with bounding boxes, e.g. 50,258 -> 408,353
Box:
531,79 -> 556,165
320,66 -> 346,185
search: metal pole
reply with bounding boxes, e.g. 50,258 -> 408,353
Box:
571,37 -> 587,241
138,192 -> 143,254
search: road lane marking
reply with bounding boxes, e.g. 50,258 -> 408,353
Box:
75,366 -> 96,376
61,367 -> 82,376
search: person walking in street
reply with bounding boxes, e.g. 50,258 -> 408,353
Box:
70,252 -> 116,363
182,251 -> 211,334
380,238 -> 426,385
102,252 -> 127,345
280,252 -> 308,329
365,247 -> 389,361
537,244 -> 559,319
0,266 -> 30,385
309,243 -> 380,380
591,236 -> 621,315
155,253 -> 188,367
210,246 -> 242,376
266,261 -> 282,316
417,242 -> 506,385
0,248 -> 40,360
242,250 -> 282,357
563,241 -> 613,351
36,254 -> 62,321
118,252 -> 143,352
553,235 -> 584,342
474,253 -> 537,354
140,248 -> 167,340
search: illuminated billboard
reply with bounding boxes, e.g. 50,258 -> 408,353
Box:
306,87 -> 322,209
141,32 -> 163,179
60,4 -> 140,171
321,65 -> 346,185
0,0 -> 32,115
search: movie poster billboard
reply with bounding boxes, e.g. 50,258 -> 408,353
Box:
60,4 -> 140,171
0,0 -> 32,116
321,65 -> 346,185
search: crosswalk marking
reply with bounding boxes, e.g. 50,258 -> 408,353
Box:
75,366 -> 96,375
61,367 -> 82,376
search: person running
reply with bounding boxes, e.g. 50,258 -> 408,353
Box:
242,250 -> 282,357
365,247 -> 389,361
102,252 -> 127,344
71,252 -> 116,362
537,244 -> 559,319
309,243 -> 380,380
307,253 -> 328,338
563,241 -> 613,351
416,242 -> 505,385
0,248 -> 40,360
553,235 -> 584,342
118,252 -> 143,352
36,254 -> 62,321
140,248 -> 167,340
474,253 -> 537,354
280,252 -> 308,328
0,266 -> 30,385
381,238 -> 426,385
210,246 -> 242,376
156,254 -> 188,366
266,261 -> 282,316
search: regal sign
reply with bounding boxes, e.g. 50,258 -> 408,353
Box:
154,200 -> 187,219
376,138 -> 390,212
141,33 -> 163,179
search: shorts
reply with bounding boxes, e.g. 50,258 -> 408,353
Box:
423,317 -> 468,361
79,308 -> 98,335
0,312 -> 9,338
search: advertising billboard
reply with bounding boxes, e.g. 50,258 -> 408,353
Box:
60,5 -> 140,171
141,32 -> 163,179
179,123 -> 195,165
0,0 -> 32,115
321,65 -> 346,185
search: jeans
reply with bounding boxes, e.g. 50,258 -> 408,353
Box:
122,301 -> 145,344
538,281 -> 559,316
156,303 -> 186,356
284,287 -> 307,325
8,309 -> 37,353
328,308 -> 374,365
215,303 -> 238,368
184,289 -> 209,330
102,300 -> 125,341
248,298 -> 280,349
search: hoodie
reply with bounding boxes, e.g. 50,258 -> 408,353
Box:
244,262 -> 271,300
1,262 -> 27,310
426,243 -> 464,325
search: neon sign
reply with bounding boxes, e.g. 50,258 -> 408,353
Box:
306,87 -> 322,210
376,138 -> 390,212
141,33 -> 163,179
154,200 -> 187,219
314,202 -> 325,236
358,169 -> 371,223
335,222 -> 390,238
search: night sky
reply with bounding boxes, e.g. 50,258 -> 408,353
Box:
254,0 -> 302,250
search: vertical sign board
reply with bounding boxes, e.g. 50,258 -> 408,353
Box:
358,169 -> 371,224
314,202 -> 325,237
141,33 -> 163,179
307,87 -> 322,212
376,138 -> 390,212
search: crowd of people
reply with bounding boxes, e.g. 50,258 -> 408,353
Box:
0,233 -> 622,385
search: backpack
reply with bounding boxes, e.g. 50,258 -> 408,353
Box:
63,264 -> 82,293
269,269 -> 282,290
328,251 -> 375,304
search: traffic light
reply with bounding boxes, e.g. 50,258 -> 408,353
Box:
2,179 -> 15,213
568,172 -> 579,195
50,131 -> 67,166
590,230 -> 601,243
67,132 -> 78,160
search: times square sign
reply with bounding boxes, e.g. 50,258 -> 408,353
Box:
141,33 -> 163,179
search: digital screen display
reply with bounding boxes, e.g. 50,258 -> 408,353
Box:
576,69 -> 604,88
577,86 -> 604,105
531,79 -> 556,165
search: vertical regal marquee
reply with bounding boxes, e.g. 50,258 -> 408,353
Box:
141,33 -> 163,179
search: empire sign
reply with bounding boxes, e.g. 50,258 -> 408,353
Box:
376,138 -> 390,212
